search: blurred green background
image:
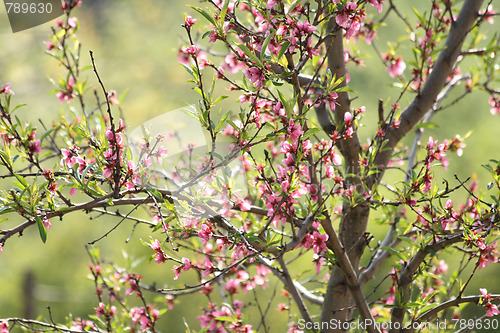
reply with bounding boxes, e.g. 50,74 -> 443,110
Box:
0,0 -> 499,332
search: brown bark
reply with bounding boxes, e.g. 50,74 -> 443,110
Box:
318,1 -> 484,332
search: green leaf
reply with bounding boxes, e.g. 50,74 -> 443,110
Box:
236,43 -> 261,66
11,104 -> 27,112
214,316 -> 236,322
277,40 -> 291,60
415,122 -> 439,129
40,127 -> 56,143
381,246 -> 407,261
213,95 -> 228,106
118,88 -> 129,104
399,235 -> 419,248
181,105 -> 201,123
335,86 -> 356,93
147,188 -> 164,201
179,63 -> 195,78
216,110 -> 231,133
287,0 -> 302,15
81,162 -> 96,192
260,30 -> 275,61
188,6 -> 217,26
220,0 -> 230,25
14,173 -> 29,189
0,150 -> 12,169
302,128 -> 320,139
35,215 -> 47,243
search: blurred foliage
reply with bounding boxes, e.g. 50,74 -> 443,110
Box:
0,0 -> 499,332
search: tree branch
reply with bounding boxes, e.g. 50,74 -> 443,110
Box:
359,224 -> 400,285
320,213 -> 381,333
405,294 -> 500,333
0,318 -> 103,333
278,256 -> 313,324
369,0 -> 485,188
389,234 -> 464,333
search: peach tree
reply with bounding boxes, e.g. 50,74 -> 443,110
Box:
1,0 -> 500,332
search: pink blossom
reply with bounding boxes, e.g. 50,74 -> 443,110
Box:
181,257 -> 192,271
427,136 -> 438,150
61,0 -> 81,10
237,199 -> 251,211
489,96 -> 500,115
182,45 -> 199,55
43,216 -> 51,229
278,303 -> 289,312
61,147 -> 78,167
56,77 -> 75,103
257,264 -> 271,277
0,82 -> 14,95
222,53 -> 245,74
313,255 -> 325,274
336,2 -> 357,28
105,129 -> 123,145
481,5 -> 495,24
108,90 -> 119,105
157,146 -> 168,157
312,231 -> 329,254
142,156 -> 152,168
198,223 -> 213,245
154,252 -> 167,264
150,239 -> 167,264
29,140 -> 42,154
173,265 -> 183,280
368,0 -> 385,14
288,119 -> 303,143
0,320 -> 8,333
267,0 -> 277,9
209,32 -> 220,43
344,111 -> 353,126
332,151 -> 342,166
129,306 -> 159,330
202,257 -> 215,277
184,15 -> 197,28
297,20 -> 317,34
165,294 -> 175,310
67,17 -> 77,28
391,119 -> 401,128
445,199 -> 453,210
225,278 -> 240,294
326,92 -> 338,110
326,165 -> 335,178
150,239 -> 162,251
335,2 -> 364,40
305,37 -> 319,58
178,50 -> 190,65
383,294 -> 395,305
243,66 -> 265,88
74,157 -> 87,174
127,160 -> 136,174
480,288 -> 492,302
478,241 -> 499,269
0,243 -> 3,254
95,302 -> 106,317
103,165 -> 113,179
200,280 -> 213,295
282,153 -> 295,167
386,56 -> 406,78
486,303 -> 500,317
345,126 -> 354,138
432,260 -> 448,275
